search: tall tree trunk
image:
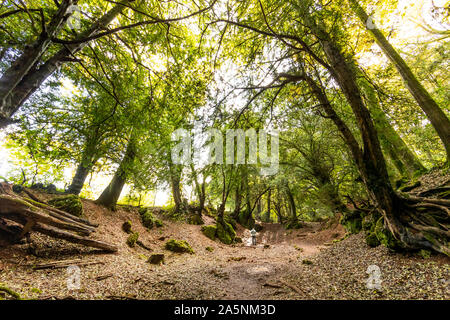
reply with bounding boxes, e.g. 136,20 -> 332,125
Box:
66,140 -> 99,195
359,76 -> 426,177
267,188 -> 271,216
198,181 -> 206,216
0,1 -> 130,128
301,33 -> 449,254
0,0 -> 74,118
96,139 -> 136,210
232,183 -> 242,220
169,161 -> 183,212
284,182 -> 297,222
350,0 -> 450,162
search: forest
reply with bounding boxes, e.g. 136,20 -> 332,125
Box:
0,0 -> 448,302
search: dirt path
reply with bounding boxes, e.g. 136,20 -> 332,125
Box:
0,202 -> 448,300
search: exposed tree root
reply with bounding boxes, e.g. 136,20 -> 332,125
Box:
0,182 -> 117,253
0,284 -> 21,300
386,193 -> 450,256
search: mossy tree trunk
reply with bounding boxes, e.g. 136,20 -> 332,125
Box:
0,1 -> 129,129
359,77 -> 426,177
66,138 -> 100,195
300,31 -> 449,254
96,138 -> 136,210
350,0 -> 450,162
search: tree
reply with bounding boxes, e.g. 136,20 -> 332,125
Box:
349,0 -> 450,162
0,0 -> 215,128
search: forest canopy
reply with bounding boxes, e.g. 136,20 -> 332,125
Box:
0,0 -> 449,256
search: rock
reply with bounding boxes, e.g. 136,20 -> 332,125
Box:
216,219 -> 236,245
126,232 -> 139,248
122,220 -> 132,234
302,259 -> 313,265
234,236 -> 243,243
165,239 -> 194,254
148,253 -> 165,265
48,194 -> 83,217
201,225 -> 217,240
189,214 -> 204,225
139,207 -> 163,229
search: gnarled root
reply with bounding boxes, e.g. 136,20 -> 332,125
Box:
384,194 -> 450,256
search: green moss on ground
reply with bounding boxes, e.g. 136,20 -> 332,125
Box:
0,284 -> 21,300
165,239 -> 194,254
139,207 -> 163,229
201,225 -> 217,240
216,219 -> 236,245
126,232 -> 139,247
365,232 -> 381,247
285,220 -> 303,230
373,217 -> 403,251
48,194 -> 83,217
188,213 -> 204,225
340,210 -> 362,234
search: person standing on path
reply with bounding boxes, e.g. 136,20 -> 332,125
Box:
250,228 -> 257,246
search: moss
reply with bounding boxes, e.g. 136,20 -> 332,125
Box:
189,214 -> 204,225
340,210 -> 362,234
224,215 -> 237,230
374,217 -> 403,251
400,181 -> 421,192
285,220 -> 303,230
139,208 -> 163,229
418,249 -> 431,259
205,246 -> 214,252
216,219 -> 236,245
30,287 -> 42,294
0,284 -> 21,300
201,225 -> 217,240
48,194 -> 83,217
302,259 -> 313,265
122,220 -> 132,234
365,232 -> 381,247
165,239 -> 194,254
126,232 -> 139,247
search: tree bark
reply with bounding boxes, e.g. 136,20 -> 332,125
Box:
0,0 -> 74,115
349,0 -> 450,162
96,138 -> 136,210
359,76 -> 426,176
284,182 -> 297,222
66,140 -> 100,195
0,1 -> 130,128
169,161 -> 183,212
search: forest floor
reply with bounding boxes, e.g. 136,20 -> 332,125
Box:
0,189 -> 449,300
